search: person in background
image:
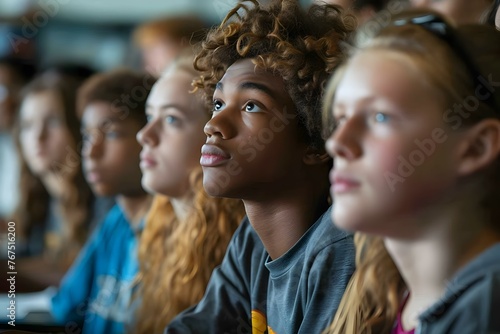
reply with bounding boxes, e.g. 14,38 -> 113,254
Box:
15,72 -> 92,273
133,16 -> 207,78
323,11 -> 500,334
133,54 -> 245,334
0,56 -> 35,224
51,69 -> 154,334
165,0 -> 356,333
409,0 -> 493,24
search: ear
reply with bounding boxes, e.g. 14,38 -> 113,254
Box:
457,119 -> 500,176
303,147 -> 331,165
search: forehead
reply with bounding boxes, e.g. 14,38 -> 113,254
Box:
20,90 -> 63,116
220,58 -> 287,91
335,50 -> 424,106
149,70 -> 193,101
82,101 -> 127,126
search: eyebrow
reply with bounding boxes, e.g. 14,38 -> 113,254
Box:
215,81 -> 276,99
81,116 -> 122,130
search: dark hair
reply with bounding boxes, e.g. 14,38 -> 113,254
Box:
353,0 -> 391,12
77,68 -> 155,124
193,0 -> 355,150
0,56 -> 36,84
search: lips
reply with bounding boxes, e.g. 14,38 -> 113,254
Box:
200,144 -> 230,167
86,169 -> 103,183
330,170 -> 360,194
140,151 -> 157,169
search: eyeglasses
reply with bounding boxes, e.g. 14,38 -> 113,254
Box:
393,14 -> 498,113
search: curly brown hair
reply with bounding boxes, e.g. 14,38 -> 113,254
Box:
193,0 -> 355,150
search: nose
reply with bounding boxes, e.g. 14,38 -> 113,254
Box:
325,117 -> 362,161
137,118 -> 159,147
82,131 -> 104,159
34,123 -> 48,143
204,108 -> 237,140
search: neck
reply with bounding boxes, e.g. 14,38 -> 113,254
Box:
244,167 -> 329,260
385,198 -> 500,329
170,192 -> 194,222
117,192 -> 152,227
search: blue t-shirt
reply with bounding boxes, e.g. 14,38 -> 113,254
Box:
51,204 -> 139,334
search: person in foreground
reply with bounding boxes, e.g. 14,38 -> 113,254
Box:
165,0 -> 356,333
323,11 -> 500,334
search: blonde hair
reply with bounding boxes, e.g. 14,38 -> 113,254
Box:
323,12 -> 500,334
132,55 -> 246,333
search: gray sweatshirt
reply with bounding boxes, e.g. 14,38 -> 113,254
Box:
416,243 -> 500,334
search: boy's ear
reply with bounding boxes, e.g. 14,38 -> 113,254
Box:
303,147 -> 331,165
457,119 -> 500,176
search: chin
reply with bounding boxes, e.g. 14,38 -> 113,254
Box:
90,184 -> 116,197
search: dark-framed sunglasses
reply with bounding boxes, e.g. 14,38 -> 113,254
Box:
393,14 -> 498,113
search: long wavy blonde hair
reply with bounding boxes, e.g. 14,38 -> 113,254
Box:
132,54 -> 246,333
323,12 -> 500,334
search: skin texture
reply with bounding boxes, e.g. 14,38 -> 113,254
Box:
326,50 -> 461,239
137,70 -> 209,198
326,48 -> 500,331
202,58 -> 330,259
81,101 -> 144,198
19,90 -> 75,177
202,58 -> 306,201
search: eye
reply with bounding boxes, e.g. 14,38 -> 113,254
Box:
244,101 -> 262,113
165,115 -> 179,124
213,99 -> 223,112
146,114 -> 153,123
374,112 -> 389,123
46,116 -> 62,128
334,115 -> 347,129
105,131 -> 119,139
81,131 -> 90,142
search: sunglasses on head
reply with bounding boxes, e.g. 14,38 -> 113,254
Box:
393,14 -> 498,113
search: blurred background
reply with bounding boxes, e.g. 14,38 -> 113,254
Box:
0,0 -> 313,71
1,0 -> 223,71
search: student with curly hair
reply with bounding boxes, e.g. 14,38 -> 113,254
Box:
165,1 -> 356,333
323,11 -> 500,334
133,54 -> 245,334
51,69 -> 153,334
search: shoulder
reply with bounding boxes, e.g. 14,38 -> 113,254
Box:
92,204 -> 129,238
420,265 -> 500,333
305,205 -> 354,257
